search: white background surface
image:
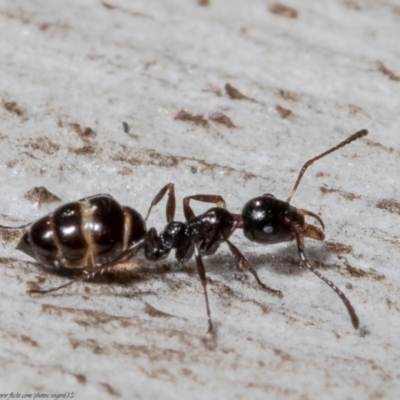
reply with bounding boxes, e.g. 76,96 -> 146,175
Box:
0,0 -> 399,399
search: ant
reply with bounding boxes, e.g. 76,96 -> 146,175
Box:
8,129 -> 367,332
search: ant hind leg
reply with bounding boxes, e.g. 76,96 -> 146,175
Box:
28,239 -> 146,295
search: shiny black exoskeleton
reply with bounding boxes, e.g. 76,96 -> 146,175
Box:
181,129 -> 368,330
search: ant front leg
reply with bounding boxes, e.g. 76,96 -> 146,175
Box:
225,239 -> 283,298
29,239 -> 146,294
144,183 -> 176,223
292,230 -> 359,329
183,194 -> 227,221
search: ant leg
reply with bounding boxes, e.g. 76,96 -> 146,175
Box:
29,239 -> 146,294
293,230 -> 359,329
29,275 -> 85,294
144,183 -> 176,223
183,194 -> 227,221
0,222 -> 31,230
194,245 -> 214,333
287,129 -> 368,203
225,239 -> 283,298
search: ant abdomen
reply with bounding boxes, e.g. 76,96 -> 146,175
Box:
17,194 -> 147,270
242,195 -> 305,244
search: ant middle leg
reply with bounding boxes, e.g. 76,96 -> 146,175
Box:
144,183 -> 176,223
225,239 -> 283,298
183,194 -> 227,221
194,244 -> 214,333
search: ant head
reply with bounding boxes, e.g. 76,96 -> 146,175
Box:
242,196 -> 326,245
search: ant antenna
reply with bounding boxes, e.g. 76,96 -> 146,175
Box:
287,129 -> 368,203
293,230 -> 359,329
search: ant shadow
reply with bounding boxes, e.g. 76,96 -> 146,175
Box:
25,241 -> 337,295
245,243 -> 334,276
25,258 -> 195,293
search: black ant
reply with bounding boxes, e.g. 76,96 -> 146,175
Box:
8,129 -> 367,332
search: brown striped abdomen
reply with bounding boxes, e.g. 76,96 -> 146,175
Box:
17,195 -> 147,270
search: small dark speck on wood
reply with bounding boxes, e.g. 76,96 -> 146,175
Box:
102,1 -> 116,9
275,104 -> 293,118
68,145 -> 96,155
144,302 -> 175,318
73,374 -> 87,384
69,123 -> 96,140
175,109 -> 209,127
122,121 -> 129,133
278,89 -> 299,101
24,186 -> 61,206
1,100 -> 25,117
98,382 -> 117,396
225,83 -> 261,104
339,256 -> 385,281
325,241 -> 352,254
25,137 -> 60,154
0,228 -> 21,242
376,199 -> 400,215
269,3 -> 298,18
377,61 -> 400,81
209,112 -> 236,128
